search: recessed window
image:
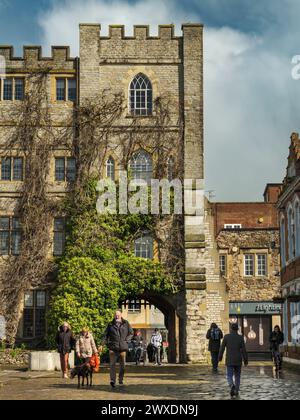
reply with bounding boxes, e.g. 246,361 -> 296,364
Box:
134,234 -> 153,259
56,78 -> 76,102
55,157 -> 76,182
130,150 -> 153,184
244,253 -> 268,277
1,78 -> 25,101
244,254 -> 254,276
1,157 -> 24,181
129,73 -> 153,116
53,218 -> 66,256
106,156 -> 115,181
257,254 -> 267,276
23,290 -> 46,338
0,216 -> 22,256
168,156 -> 175,181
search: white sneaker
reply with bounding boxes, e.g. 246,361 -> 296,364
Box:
63,373 -> 69,379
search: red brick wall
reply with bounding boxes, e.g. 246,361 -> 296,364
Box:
214,203 -> 279,235
264,184 -> 282,203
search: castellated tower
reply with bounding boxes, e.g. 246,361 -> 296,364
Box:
0,24 -> 227,363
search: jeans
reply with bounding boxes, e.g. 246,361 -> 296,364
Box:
153,346 -> 161,364
210,352 -> 219,371
227,366 -> 242,392
109,350 -> 127,384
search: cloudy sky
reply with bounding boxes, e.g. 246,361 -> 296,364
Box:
0,0 -> 299,201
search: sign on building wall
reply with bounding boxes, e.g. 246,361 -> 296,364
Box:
230,302 -> 282,315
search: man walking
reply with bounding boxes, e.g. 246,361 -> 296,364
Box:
102,310 -> 133,388
219,323 -> 248,399
151,328 -> 163,366
206,323 -> 223,373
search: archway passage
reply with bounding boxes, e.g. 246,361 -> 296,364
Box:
120,293 -> 181,364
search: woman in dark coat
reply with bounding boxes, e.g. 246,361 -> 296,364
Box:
206,323 -> 224,372
55,322 -> 76,378
269,325 -> 284,370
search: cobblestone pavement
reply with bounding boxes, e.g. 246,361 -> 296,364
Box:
0,363 -> 299,400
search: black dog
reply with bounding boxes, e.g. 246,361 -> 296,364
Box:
70,363 -> 93,389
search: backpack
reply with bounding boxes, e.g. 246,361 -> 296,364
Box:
211,328 -> 221,341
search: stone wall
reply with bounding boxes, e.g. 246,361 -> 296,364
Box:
217,229 -> 281,301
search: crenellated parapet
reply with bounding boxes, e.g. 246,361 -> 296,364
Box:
0,46 -> 76,73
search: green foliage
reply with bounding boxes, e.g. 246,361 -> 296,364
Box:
48,257 -> 123,345
47,179 -> 177,347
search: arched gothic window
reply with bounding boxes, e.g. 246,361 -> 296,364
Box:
129,73 -> 153,116
106,156 -> 115,181
134,234 -> 153,259
130,150 -> 153,184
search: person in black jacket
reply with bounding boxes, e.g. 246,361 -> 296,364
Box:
219,323 -> 248,399
55,322 -> 76,379
206,323 -> 224,373
269,326 -> 284,370
101,311 -> 133,388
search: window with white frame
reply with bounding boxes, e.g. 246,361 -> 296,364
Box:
244,254 -> 255,276
134,234 -> 153,259
280,217 -> 286,267
288,207 -> 295,261
128,300 -> 142,313
224,224 -> 242,230
257,254 -> 267,276
1,157 -> 24,181
129,73 -> 153,116
106,156 -> 115,181
244,253 -> 268,277
130,150 -> 153,184
1,77 -> 24,101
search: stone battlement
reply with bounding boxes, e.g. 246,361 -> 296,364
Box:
79,23 -> 203,40
0,46 -> 76,72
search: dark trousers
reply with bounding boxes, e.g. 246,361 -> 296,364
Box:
210,352 -> 219,371
227,366 -> 242,392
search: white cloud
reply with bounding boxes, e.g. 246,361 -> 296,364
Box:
38,0 -> 300,201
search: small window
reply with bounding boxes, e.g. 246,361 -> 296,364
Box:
13,158 -> 24,181
56,79 -> 66,101
66,158 -> 76,182
55,157 -> 76,182
257,254 -> 267,276
130,151 -> 153,184
134,234 -> 153,259
130,73 -> 153,116
14,78 -> 24,101
224,224 -> 242,230
53,218 -> 65,256
244,254 -> 254,276
23,290 -> 46,339
1,157 -> 24,181
128,300 -> 142,313
0,216 -> 22,256
1,158 -> 11,180
68,79 -> 77,102
106,156 -> 115,181
220,254 -> 227,276
168,157 -> 175,181
3,79 -> 13,101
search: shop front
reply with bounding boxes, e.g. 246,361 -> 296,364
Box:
229,302 -> 283,360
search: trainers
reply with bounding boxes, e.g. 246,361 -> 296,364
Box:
63,373 -> 69,379
110,381 -> 116,389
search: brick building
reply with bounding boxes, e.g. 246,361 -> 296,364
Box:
277,133 -> 300,364
213,184 -> 282,358
0,23 -> 231,363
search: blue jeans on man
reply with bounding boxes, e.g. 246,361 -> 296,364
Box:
227,366 -> 242,393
